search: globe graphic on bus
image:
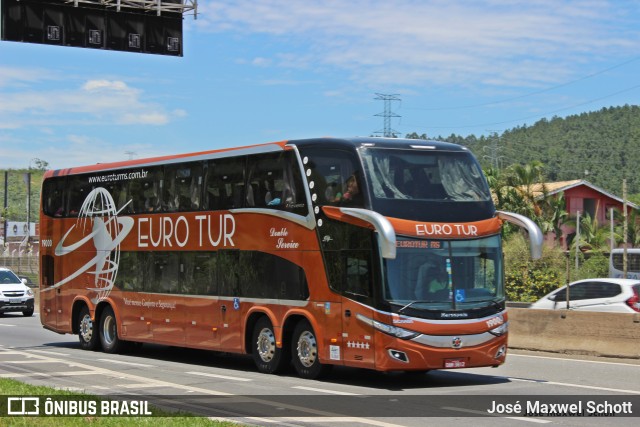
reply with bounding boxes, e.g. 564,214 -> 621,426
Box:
54,187 -> 134,303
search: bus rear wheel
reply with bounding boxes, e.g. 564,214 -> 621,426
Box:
78,306 -> 100,351
252,316 -> 288,374
99,306 -> 124,354
291,319 -> 331,379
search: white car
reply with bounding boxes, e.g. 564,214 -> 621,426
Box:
530,278 -> 640,313
0,267 -> 35,317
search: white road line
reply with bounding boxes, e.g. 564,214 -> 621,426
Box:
0,371 -> 99,378
291,386 -> 360,396
185,371 -> 253,382
97,359 -> 155,368
248,417 -> 407,427
0,324 -> 16,327
29,349 -> 70,357
509,353 -> 640,367
507,377 -> 640,394
118,383 -> 167,389
442,407 -> 551,424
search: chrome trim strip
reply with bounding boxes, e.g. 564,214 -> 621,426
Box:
410,329 -> 501,349
229,208 -> 315,230
497,211 -> 543,259
339,207 -> 397,259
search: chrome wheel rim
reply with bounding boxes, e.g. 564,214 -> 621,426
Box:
257,328 -> 276,362
297,331 -> 317,368
103,315 -> 116,346
80,314 -> 93,342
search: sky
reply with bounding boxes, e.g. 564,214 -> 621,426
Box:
2,0 -> 640,170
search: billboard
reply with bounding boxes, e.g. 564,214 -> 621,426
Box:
0,0 -> 192,56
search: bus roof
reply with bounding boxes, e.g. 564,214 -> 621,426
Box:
43,137 -> 468,179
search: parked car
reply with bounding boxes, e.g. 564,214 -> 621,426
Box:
0,267 -> 35,317
530,278 -> 640,313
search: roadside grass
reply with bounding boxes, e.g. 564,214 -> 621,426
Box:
0,378 -> 238,426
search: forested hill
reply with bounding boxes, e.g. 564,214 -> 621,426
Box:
410,104 -> 640,197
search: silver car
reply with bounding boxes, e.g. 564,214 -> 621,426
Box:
0,267 -> 35,317
530,278 -> 640,313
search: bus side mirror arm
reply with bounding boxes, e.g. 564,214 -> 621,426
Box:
339,208 -> 397,259
497,211 -> 543,260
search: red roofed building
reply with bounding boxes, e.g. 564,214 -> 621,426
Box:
531,180 -> 638,250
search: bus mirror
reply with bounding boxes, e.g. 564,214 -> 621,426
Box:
339,208 -> 397,259
497,211 -> 543,260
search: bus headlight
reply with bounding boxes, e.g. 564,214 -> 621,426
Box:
356,314 -> 420,340
489,322 -> 508,337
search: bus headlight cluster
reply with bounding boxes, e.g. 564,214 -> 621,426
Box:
489,322 -> 508,337
356,314 -> 420,340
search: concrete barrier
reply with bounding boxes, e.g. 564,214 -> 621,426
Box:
508,308 -> 640,359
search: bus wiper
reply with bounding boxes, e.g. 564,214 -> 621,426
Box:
396,300 -> 439,314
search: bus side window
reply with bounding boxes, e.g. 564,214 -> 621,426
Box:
205,157 -> 246,211
163,163 -> 203,212
66,178 -> 93,217
129,168 -> 162,213
42,178 -> 66,217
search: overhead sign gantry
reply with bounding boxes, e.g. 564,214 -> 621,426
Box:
1,0 -> 197,56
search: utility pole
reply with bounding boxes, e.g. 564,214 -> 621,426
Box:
623,179 -> 628,278
575,210 -> 580,273
2,172 -> 7,247
374,93 -> 401,137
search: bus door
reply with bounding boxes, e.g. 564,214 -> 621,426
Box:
340,250 -> 376,368
184,253 -> 220,349
217,250 -> 243,352
40,255 -> 58,330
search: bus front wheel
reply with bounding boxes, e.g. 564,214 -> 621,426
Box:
252,316 -> 288,374
99,306 -> 124,354
78,306 -> 100,351
291,319 -> 331,379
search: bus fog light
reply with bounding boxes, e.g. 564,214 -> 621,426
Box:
489,322 -> 508,337
388,349 -> 409,363
495,345 -> 506,359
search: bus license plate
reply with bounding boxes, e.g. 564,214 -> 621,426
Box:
444,358 -> 466,368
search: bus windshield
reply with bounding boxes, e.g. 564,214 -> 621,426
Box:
384,235 -> 503,312
361,147 -> 491,202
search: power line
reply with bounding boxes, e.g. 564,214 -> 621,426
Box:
404,56 -> 640,111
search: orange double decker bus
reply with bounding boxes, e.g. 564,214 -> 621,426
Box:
39,137 -> 542,379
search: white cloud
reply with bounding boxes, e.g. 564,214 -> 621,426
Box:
194,0 -> 639,88
0,76 -> 184,128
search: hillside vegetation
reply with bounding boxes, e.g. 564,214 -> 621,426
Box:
410,104 -> 640,198
3,105 -> 640,223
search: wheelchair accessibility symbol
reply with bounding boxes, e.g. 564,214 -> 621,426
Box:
454,289 -> 466,303
233,298 -> 240,310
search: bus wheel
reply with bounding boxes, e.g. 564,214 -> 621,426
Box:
78,306 -> 100,351
99,306 -> 123,354
292,319 -> 332,379
252,316 -> 288,374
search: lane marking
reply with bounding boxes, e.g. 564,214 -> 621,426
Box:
292,386 -> 360,396
186,371 -> 253,382
97,359 -> 155,368
29,350 -> 70,357
0,324 -> 16,327
0,371 -> 98,378
509,353 -> 640,367
507,377 -> 640,394
247,417 -> 406,427
443,407 -> 551,423
118,383 -> 167,389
